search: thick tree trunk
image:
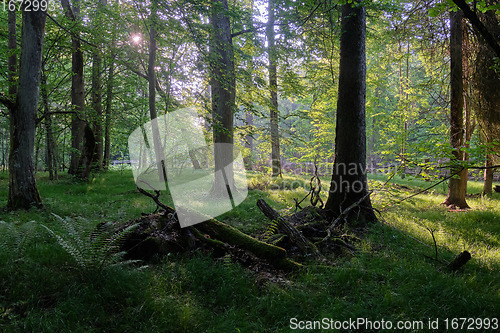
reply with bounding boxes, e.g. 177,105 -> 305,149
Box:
267,0 -> 281,177
103,59 -> 115,170
324,1 -> 375,224
7,10 -> 46,209
210,0 -> 236,196
62,0 -> 88,177
444,10 -> 469,209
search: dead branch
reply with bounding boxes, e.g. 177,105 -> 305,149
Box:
136,186 -> 175,214
257,199 -> 324,259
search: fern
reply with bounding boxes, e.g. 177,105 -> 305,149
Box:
265,233 -> 286,245
264,220 -> 280,238
42,214 -> 140,272
0,221 -> 36,261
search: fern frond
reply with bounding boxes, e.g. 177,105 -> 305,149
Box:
44,215 -> 140,273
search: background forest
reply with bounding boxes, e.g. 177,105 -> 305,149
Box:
0,0 -> 499,331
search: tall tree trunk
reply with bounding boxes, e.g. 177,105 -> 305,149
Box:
147,0 -> 167,185
103,59 -> 115,170
91,50 -> 103,170
267,0 -> 281,177
90,0 -> 105,170
41,71 -> 57,180
462,30 -> 474,197
324,1 -> 376,224
62,0 -> 88,177
209,0 -> 236,196
444,10 -> 469,209
7,9 -> 46,209
242,1 -> 254,172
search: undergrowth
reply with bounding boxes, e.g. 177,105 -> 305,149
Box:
0,170 -> 498,332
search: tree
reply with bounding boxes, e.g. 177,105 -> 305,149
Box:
62,0 -> 94,180
443,10 -> 469,209
471,4 -> 500,196
267,0 -> 281,177
41,69 -> 58,180
209,0 -> 236,196
90,0 -> 108,170
324,1 -> 376,224
451,0 -> 500,58
5,9 -> 47,209
103,58 -> 115,170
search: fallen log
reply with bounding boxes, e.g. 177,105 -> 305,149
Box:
113,195 -> 302,270
447,250 -> 471,271
195,214 -> 301,270
257,199 -> 323,259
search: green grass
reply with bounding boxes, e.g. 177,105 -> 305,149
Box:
0,170 -> 499,332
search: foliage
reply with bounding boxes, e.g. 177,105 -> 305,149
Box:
0,172 -> 498,331
42,214 -> 140,273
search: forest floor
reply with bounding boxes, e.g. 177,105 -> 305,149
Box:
0,170 -> 499,332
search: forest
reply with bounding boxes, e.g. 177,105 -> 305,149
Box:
0,0 -> 499,331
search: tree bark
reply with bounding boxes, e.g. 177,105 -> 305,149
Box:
451,0 -> 500,59
91,51 -> 103,170
323,1 -> 376,224
209,0 -> 236,196
41,70 -> 58,180
147,0 -> 167,185
444,10 -> 469,209
7,10 -> 46,209
244,109 -> 254,171
473,8 -> 500,178
242,2 -> 254,172
7,9 -> 17,100
90,0 -> 106,170
267,0 -> 281,177
62,0 -> 88,178
103,59 -> 115,170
